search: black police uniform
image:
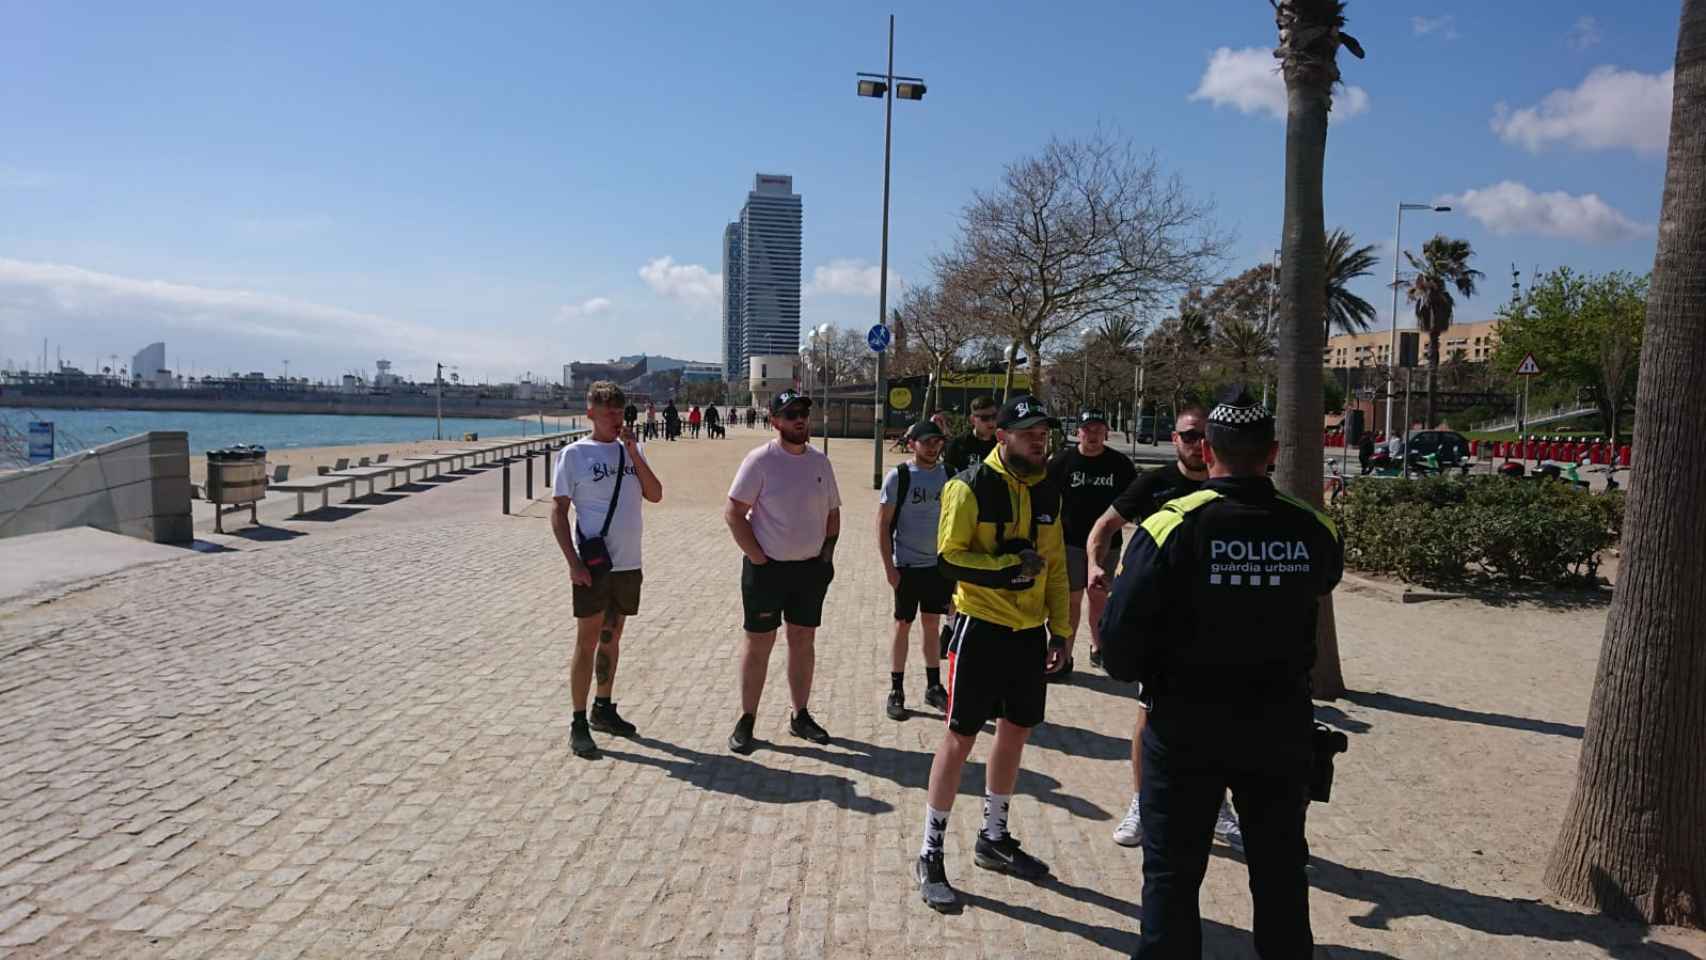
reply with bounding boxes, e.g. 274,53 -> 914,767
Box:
1099,459 -> 1342,957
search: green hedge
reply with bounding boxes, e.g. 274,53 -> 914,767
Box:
1331,476 -> 1623,585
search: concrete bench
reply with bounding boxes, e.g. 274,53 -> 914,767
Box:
395,456 -> 454,481
266,475 -> 358,517
326,465 -> 409,497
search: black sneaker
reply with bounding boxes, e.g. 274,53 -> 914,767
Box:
886,690 -> 908,721
1088,648 -> 1103,670
974,832 -> 1050,881
588,702 -> 637,737
1044,657 -> 1075,684
789,709 -> 831,744
914,852 -> 960,913
923,684 -> 949,711
569,721 -> 598,759
728,713 -> 757,754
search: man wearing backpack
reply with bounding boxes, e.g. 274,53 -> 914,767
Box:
877,420 -> 952,721
551,381 -> 664,759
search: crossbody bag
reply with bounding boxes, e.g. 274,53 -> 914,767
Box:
576,445 -> 625,572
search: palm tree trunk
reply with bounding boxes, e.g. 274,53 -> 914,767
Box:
1545,0 -> 1706,925
1277,59 -> 1344,700
1425,332 -> 1441,427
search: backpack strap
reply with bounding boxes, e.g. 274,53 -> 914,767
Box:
888,464 -> 912,540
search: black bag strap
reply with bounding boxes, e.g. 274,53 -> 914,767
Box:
888,464 -> 911,539
590,444 -> 625,539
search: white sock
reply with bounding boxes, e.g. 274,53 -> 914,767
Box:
982,792 -> 1012,841
920,804 -> 950,860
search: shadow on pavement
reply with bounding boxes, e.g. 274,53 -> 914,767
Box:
349,492 -> 407,507
389,482 -> 437,493
1342,690 -> 1582,739
1027,720 -> 1132,762
769,737 -> 1110,821
1314,704 -> 1372,734
1061,671 -> 1142,701
1275,853 -> 1694,959
600,736 -> 892,815
295,506 -> 367,522
225,525 -> 306,543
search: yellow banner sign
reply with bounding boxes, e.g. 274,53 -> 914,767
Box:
939,372 -> 1031,390
888,387 -> 913,409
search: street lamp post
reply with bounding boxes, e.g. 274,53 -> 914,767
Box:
1385,201 -> 1450,438
811,323 -> 832,453
857,15 -> 926,490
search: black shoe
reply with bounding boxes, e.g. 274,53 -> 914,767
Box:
1088,648 -> 1103,670
728,713 -> 757,754
588,702 -> 637,737
1044,658 -> 1075,684
569,722 -> 598,759
923,684 -> 949,711
886,690 -> 908,721
914,853 -> 960,912
789,709 -> 831,744
974,832 -> 1050,881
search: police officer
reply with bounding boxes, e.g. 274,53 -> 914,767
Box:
1099,386 -> 1342,958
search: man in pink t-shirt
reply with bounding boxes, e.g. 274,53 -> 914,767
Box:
724,390 -> 842,753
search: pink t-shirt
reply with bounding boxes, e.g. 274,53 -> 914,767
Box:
728,440 -> 842,561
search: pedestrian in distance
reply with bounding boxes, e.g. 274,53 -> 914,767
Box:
1045,407 -> 1138,684
664,401 -> 681,441
549,381 -> 664,759
914,394 -> 1071,913
1099,385 -> 1343,958
689,404 -> 702,438
1085,406 -> 1237,850
623,401 -> 638,431
1358,431 -> 1375,476
877,420 -> 952,721
705,403 -> 722,439
725,390 -> 842,753
644,402 -> 658,441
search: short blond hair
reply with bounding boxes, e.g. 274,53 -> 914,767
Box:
587,380 -> 626,409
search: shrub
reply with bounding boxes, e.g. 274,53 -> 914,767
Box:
1331,476 -> 1623,586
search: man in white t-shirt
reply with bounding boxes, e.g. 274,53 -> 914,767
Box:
551,381 -> 663,759
724,390 -> 842,753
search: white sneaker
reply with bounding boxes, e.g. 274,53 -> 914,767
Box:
1112,794 -> 1143,847
1213,798 -> 1244,853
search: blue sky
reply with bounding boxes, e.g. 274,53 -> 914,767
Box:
0,2 -> 1680,384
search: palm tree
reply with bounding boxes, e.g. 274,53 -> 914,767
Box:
1402,234 -> 1483,427
1324,227 -> 1379,338
1216,316 -> 1275,381
1274,0 -> 1363,702
1546,0 -> 1706,926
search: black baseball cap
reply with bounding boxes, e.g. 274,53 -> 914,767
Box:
1079,408 -> 1109,425
906,420 -> 945,441
998,394 -> 1059,430
770,390 -> 813,415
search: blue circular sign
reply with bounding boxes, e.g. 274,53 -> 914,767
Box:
866,324 -> 892,353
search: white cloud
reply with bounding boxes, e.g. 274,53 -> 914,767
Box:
1492,66 -> 1673,154
1569,16 -> 1602,50
0,257 -> 536,376
1412,15 -> 1459,39
638,256 -> 720,303
805,259 -> 903,298
558,296 -> 611,320
1189,47 -> 1370,121
1440,181 -> 1651,243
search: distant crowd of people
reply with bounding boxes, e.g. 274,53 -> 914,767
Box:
549,379 -> 1342,955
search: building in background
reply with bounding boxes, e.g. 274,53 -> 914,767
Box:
747,355 -> 797,414
130,342 -> 174,389
734,174 -> 801,388
374,360 -> 400,388
722,222 -> 744,383
1323,319 -> 1500,374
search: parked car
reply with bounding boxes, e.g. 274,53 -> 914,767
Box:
1407,429 -> 1470,465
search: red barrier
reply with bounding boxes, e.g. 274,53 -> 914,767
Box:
1565,441 -> 1579,462
1619,445 -> 1632,466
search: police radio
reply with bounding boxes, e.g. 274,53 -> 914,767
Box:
1309,723 -> 1349,803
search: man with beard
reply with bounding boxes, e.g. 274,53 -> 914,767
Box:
725,390 -> 843,752
877,420 -> 952,721
1046,408 -> 1138,683
1085,406 -> 1244,850
914,394 -> 1070,912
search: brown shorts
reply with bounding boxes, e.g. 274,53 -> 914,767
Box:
573,569 -> 643,620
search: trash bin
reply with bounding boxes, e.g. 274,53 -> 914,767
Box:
205,445 -> 267,533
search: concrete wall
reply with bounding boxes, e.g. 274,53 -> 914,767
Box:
0,432 -> 193,543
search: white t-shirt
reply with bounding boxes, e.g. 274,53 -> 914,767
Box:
554,438 -> 644,572
727,440 -> 842,562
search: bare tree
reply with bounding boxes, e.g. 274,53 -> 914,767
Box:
951,131 -> 1225,401
895,282 -> 978,414
1545,0 -> 1706,927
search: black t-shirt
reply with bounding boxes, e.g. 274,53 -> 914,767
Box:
1110,462 -> 1206,524
1048,446 -> 1139,548
945,433 -> 998,474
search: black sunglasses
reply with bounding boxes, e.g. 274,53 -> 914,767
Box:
777,408 -> 810,420
1176,430 -> 1205,443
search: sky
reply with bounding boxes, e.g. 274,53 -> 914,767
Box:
0,2 -> 1682,385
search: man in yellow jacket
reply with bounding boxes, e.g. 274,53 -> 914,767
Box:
914,394 -> 1071,912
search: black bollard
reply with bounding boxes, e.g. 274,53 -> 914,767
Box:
502,460 -> 511,515
544,444 -> 552,486
525,452 -> 534,501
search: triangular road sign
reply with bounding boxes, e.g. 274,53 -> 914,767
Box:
1516,352 -> 1542,376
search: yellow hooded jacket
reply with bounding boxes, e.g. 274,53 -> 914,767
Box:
936,446 -> 1071,639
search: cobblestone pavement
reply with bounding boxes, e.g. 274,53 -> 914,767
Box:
1,431 -> 1701,959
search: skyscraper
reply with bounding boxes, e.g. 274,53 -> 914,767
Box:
721,222 -> 743,383
736,174 -> 802,373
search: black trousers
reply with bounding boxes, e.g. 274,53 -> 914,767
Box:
1136,700 -> 1312,959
